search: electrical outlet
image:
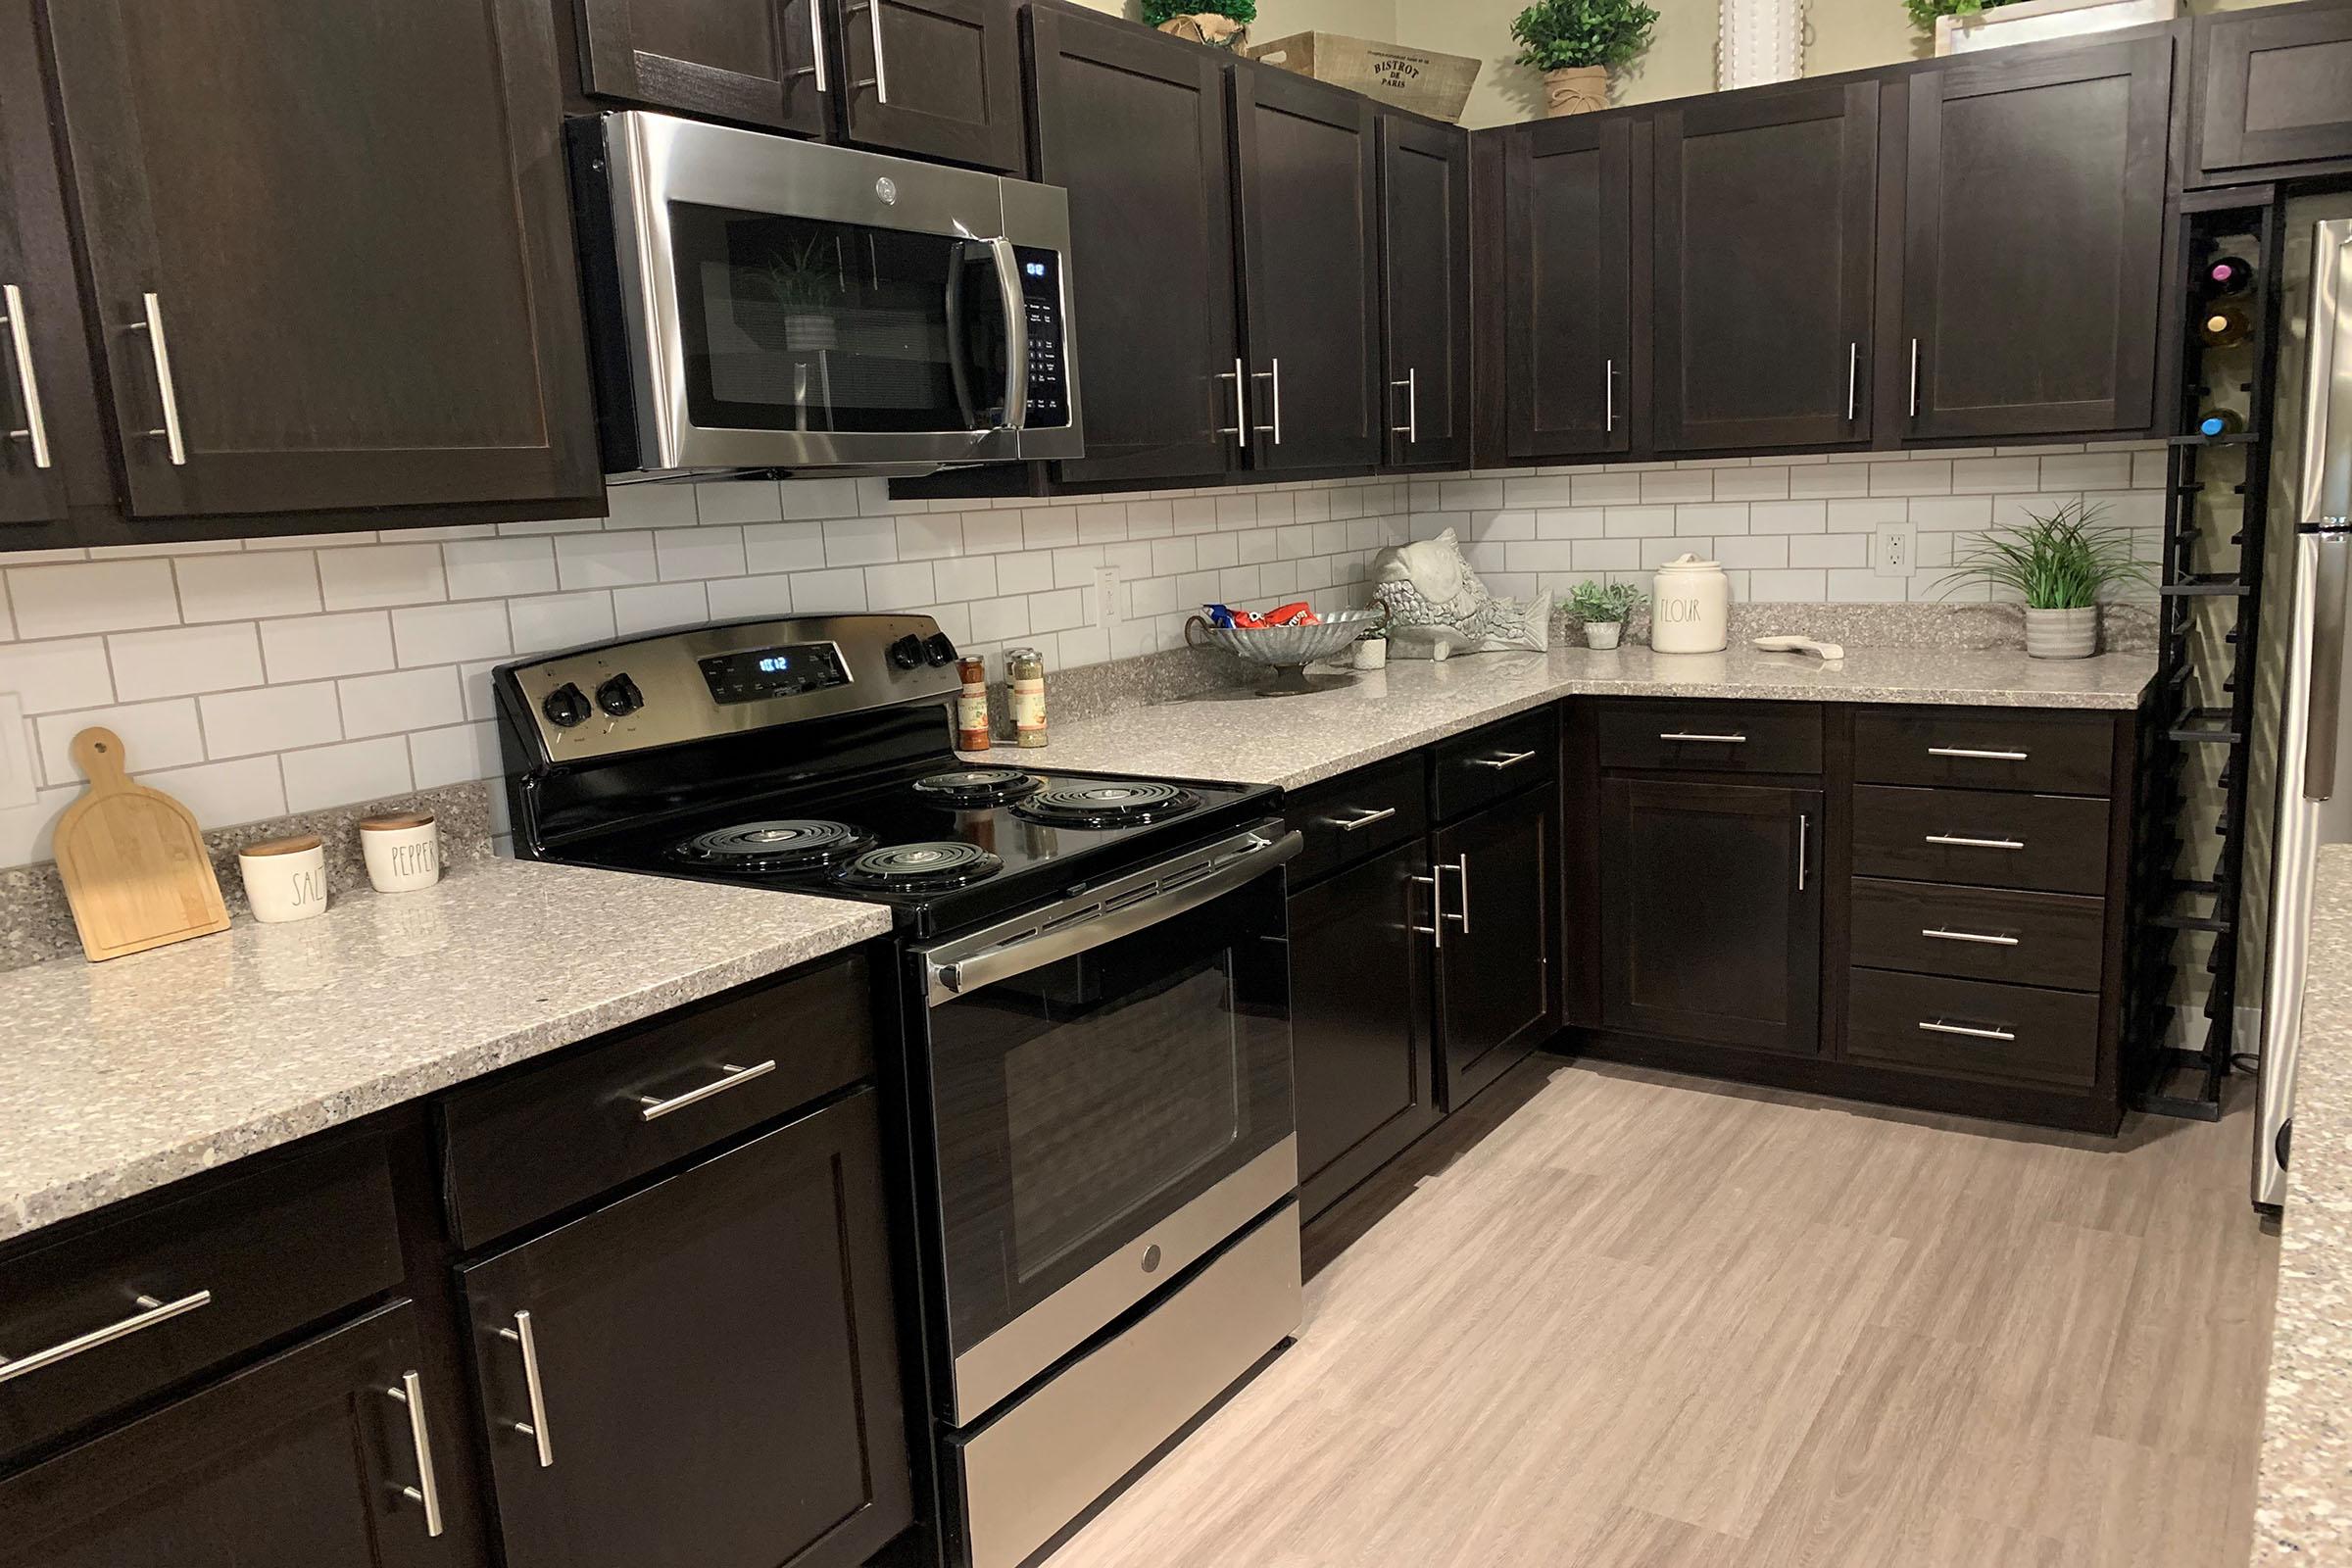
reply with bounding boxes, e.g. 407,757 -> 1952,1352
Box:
1093,565 -> 1123,627
1875,521 -> 1917,579
0,694 -> 34,810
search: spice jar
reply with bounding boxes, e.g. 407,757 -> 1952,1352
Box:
956,656 -> 991,751
1007,646 -> 1048,748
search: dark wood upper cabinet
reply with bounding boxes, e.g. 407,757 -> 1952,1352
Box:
1896,35 -> 2170,441
839,0 -> 1024,172
0,0 -> 84,538
1026,5 -> 1237,487
1651,81 -> 1878,452
459,1091 -> 910,1568
1376,113 -> 1472,471
574,0 -> 831,136
40,0 -> 600,522
2189,0 -> 2352,185
1599,775 -> 1823,1055
0,1302 -> 456,1568
1433,784 -> 1561,1110
1499,114 -> 1633,464
1232,64 -> 1382,474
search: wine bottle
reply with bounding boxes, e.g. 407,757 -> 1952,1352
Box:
2200,300 -> 2254,348
2196,407 -> 2246,438
2201,253 -> 2255,293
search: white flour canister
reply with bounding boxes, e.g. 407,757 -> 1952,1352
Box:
1651,554 -> 1731,654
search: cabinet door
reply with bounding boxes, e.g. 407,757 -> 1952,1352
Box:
42,0 -> 599,522
1652,82 -> 1877,452
1234,65 -> 1381,474
576,0 -> 830,135
459,1091 -> 910,1568
1599,777 -> 1822,1055
1377,113 -> 1472,471
1029,6 -> 1238,487
1898,36 -> 2170,441
2192,0 -> 2352,185
1434,785 -> 1561,1111
840,0 -> 1023,172
1291,838 -> 1440,1219
0,1302 -> 456,1568
1501,115 -> 1633,463
0,0 -> 93,539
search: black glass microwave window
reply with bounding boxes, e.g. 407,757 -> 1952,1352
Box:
668,203 -> 1010,433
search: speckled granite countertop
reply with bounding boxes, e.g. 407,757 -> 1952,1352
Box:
976,644 -> 2156,792
2256,843 -> 2352,1563
0,858 -> 889,1244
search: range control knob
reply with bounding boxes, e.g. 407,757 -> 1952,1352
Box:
887,633 -> 926,670
595,673 -> 645,718
542,682 -> 591,728
923,632 -> 958,667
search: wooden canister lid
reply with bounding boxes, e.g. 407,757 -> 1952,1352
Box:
241,834 -> 322,857
359,811 -> 436,831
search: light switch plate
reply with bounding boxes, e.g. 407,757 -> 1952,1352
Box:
1093,565 -> 1123,627
1874,522 -> 1917,578
0,694 -> 36,809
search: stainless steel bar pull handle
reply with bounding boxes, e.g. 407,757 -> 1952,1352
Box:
848,0 -> 889,101
1215,357 -> 1249,448
1919,1018 -> 2017,1043
1845,340 -> 1859,422
1925,833 -> 2024,851
1660,731 -> 1747,745
1390,368 -> 1418,442
1468,749 -> 1538,769
1928,746 -> 2028,760
0,1289 -> 211,1384
810,0 -> 830,92
1443,856 -> 1470,932
1796,812 -> 1809,892
498,1310 -> 556,1468
1251,361 -> 1284,444
637,1059 -> 776,1121
1605,358 -> 1617,432
1323,806 -> 1397,832
1924,927 -> 2020,947
130,292 -> 187,466
387,1371 -> 445,1538
2,283 -> 51,467
1408,869 -> 1444,947
1907,337 -> 1920,418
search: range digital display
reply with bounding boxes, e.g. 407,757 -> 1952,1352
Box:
699,642 -> 851,704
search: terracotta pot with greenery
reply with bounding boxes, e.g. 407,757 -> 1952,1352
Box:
1939,499 -> 2152,660
1146,0 -> 1254,50
1510,0 -> 1659,119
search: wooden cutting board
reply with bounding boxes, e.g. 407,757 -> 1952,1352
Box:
54,726 -> 230,961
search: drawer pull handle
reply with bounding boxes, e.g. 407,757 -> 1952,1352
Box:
498,1310 -> 556,1468
1409,869 -> 1445,948
0,1289 -> 212,1384
1469,749 -> 1539,769
1924,833 -> 2025,851
1928,746 -> 2029,760
1923,926 -> 2020,947
387,1371 -> 445,1538
1919,1018 -> 2017,1043
1323,806 -> 1398,832
636,1059 -> 776,1121
1660,732 -> 1747,745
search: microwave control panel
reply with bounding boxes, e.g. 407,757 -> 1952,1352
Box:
1016,246 -> 1070,429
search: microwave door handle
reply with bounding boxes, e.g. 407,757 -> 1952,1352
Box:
943,241 -> 977,430
985,236 -> 1027,431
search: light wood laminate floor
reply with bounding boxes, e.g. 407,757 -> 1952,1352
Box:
1047,1059 -> 2278,1568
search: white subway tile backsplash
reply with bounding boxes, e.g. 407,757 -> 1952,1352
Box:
281,736 -> 412,813
687,480 -> 781,526
704,575 -> 797,621
1788,465 -> 1871,500
2040,452 -> 2134,490
141,756 -> 286,832
445,537 -> 559,600
555,530 -> 659,590
866,562 -> 935,611
655,526 -> 747,583
607,483 -> 702,529
34,699 -> 205,787
780,477 -> 860,520
9,560 -> 180,639
509,590 -> 616,655
613,581 -> 709,636
996,552 -> 1054,596
339,666 -> 464,740
317,544 -> 445,611
1789,533 -> 1870,568
392,601 -> 512,667
109,623 -> 265,703
0,637 -> 116,712
789,568 -> 867,613
894,514 -> 964,560
410,720 -> 501,791
259,612 -> 397,683
743,520 -> 828,573
823,515 -> 899,565
200,680 -> 344,760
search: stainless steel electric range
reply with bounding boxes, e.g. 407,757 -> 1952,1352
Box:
493,613 -> 1303,1568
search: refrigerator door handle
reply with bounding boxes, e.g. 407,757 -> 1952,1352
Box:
2309,531 -> 2351,802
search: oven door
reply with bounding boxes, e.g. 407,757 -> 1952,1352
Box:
598,112 -> 1072,473
913,824 -> 1300,1426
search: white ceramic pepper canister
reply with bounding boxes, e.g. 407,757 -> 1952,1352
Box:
1651,554 -> 1730,654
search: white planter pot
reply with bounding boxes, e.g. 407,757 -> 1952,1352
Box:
1935,0 -> 2179,55
2025,606 -> 2099,660
1583,621 -> 1623,650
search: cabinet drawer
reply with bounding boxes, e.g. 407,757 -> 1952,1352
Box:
0,1135 -> 401,1466
1846,968 -> 2099,1089
441,952 -> 875,1247
1851,785 -> 2110,895
1849,877 -> 2106,991
1595,699 -> 1823,775
1284,754 -> 1428,884
1431,708 -> 1558,821
1852,709 -> 2114,795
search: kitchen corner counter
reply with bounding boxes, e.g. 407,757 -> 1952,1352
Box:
978,644 -> 2157,792
2256,843 -> 2352,1563
0,858 -> 891,1246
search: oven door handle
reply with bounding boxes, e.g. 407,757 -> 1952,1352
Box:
921,828 -> 1300,1006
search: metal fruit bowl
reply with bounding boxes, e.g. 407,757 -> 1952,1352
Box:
1185,606 -> 1388,694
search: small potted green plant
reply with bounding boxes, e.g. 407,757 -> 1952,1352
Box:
1145,0 -> 1254,50
1939,500 -> 2151,659
1569,579 -> 1645,650
1510,0 -> 1659,118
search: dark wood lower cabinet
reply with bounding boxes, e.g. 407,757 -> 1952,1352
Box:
459,1090 -> 909,1568
1291,838 -> 1439,1218
1435,784 -> 1562,1109
0,1301 -> 454,1568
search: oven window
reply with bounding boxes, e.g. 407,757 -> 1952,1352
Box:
667,201 -> 1008,433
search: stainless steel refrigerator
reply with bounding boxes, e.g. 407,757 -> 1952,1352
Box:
2257,206 -> 2352,1208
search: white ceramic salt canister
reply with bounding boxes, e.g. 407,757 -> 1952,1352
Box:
1651,553 -> 1731,654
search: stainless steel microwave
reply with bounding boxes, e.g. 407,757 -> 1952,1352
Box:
568,112 -> 1083,480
